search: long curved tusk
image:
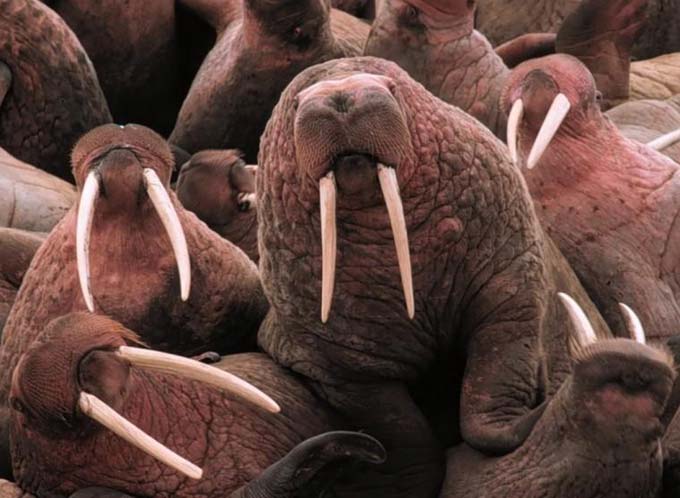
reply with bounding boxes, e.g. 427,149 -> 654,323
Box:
377,164 -> 415,319
647,128 -> 680,151
319,172 -> 337,323
76,171 -> 101,313
507,99 -> 524,165
618,303 -> 646,345
78,392 -> 203,480
526,93 -> 571,170
117,346 -> 280,413
143,169 -> 191,301
557,292 -> 597,353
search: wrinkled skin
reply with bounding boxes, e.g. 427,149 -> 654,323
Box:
257,56 -> 610,497
629,53 -> 680,102
169,0 -> 369,163
442,338 -> 675,497
0,479 -> 33,498
502,54 -> 680,341
176,150 -> 258,262
554,0 -> 648,110
365,0 -> 509,139
0,229 -> 44,334
9,313 -> 382,497
607,95 -> 680,165
475,0 -> 580,46
0,124 -> 267,478
0,148 -> 75,233
0,0 -> 111,181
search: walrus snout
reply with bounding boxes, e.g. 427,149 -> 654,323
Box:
293,73 -> 410,179
95,148 -> 145,210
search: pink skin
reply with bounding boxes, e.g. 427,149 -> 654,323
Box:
501,54 -> 680,341
364,0 -> 509,139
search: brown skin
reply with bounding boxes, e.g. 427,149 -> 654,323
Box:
257,56 -> 609,497
0,229 -> 44,334
607,95 -> 680,165
474,0 -> 580,46
442,339 -> 675,497
0,0 -> 111,181
555,0 -> 648,110
176,150 -> 259,263
331,0 -> 376,19
501,54 -> 680,341
0,124 -> 268,478
169,0 -> 369,163
495,33 -> 557,68
365,0 -> 509,139
9,313 -> 379,497
634,0 -> 680,60
0,148 -> 75,233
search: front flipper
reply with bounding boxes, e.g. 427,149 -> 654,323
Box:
495,33 -> 556,68
555,0 -> 648,109
229,431 -> 386,498
0,62 -> 11,109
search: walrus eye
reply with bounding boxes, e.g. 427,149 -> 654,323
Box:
595,91 -> 603,103
10,397 -> 26,414
399,3 -> 421,27
405,5 -> 418,20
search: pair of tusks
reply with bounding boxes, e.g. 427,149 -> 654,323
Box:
507,94 -> 571,169
78,346 -> 280,480
557,292 -> 646,353
507,94 -> 680,167
77,169 -> 191,312
319,164 -> 414,323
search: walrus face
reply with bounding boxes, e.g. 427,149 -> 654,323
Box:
502,54 -> 604,170
558,294 -> 675,449
70,124 -> 191,313
291,72 -> 416,322
10,313 -> 279,480
176,150 -> 257,226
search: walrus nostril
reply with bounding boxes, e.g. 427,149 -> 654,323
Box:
328,92 -> 354,114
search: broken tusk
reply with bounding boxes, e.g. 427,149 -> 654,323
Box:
78,391 -> 203,480
618,303 -> 646,345
646,128 -> 680,151
558,292 -> 597,354
143,168 -> 191,301
76,171 -> 101,313
526,93 -> 571,170
377,164 -> 415,319
319,172 -> 337,323
117,346 -> 280,413
507,99 -> 524,165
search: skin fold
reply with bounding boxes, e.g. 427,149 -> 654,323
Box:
169,0 -> 369,163
365,0 -> 509,139
607,95 -> 680,164
9,313 -> 384,497
501,54 -> 680,341
0,229 -> 44,334
0,124 -> 268,479
442,335 -> 675,497
257,56 -> 610,498
0,0 -> 112,181
0,148 -> 75,233
176,150 -> 259,263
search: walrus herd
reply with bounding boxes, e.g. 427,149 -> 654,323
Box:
2,0 -> 680,497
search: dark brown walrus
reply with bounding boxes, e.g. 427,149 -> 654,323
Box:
0,0 -> 111,181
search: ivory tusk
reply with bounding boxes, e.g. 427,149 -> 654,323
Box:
117,346 -> 280,413
78,392 -> 203,480
143,168 -> 191,301
557,292 -> 597,353
377,164 -> 415,319
618,303 -> 646,345
76,171 -> 101,313
507,99 -> 524,165
646,128 -> 680,151
526,93 -> 571,170
319,172 -> 337,323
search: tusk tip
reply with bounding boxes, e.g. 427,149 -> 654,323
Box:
187,466 -> 204,480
